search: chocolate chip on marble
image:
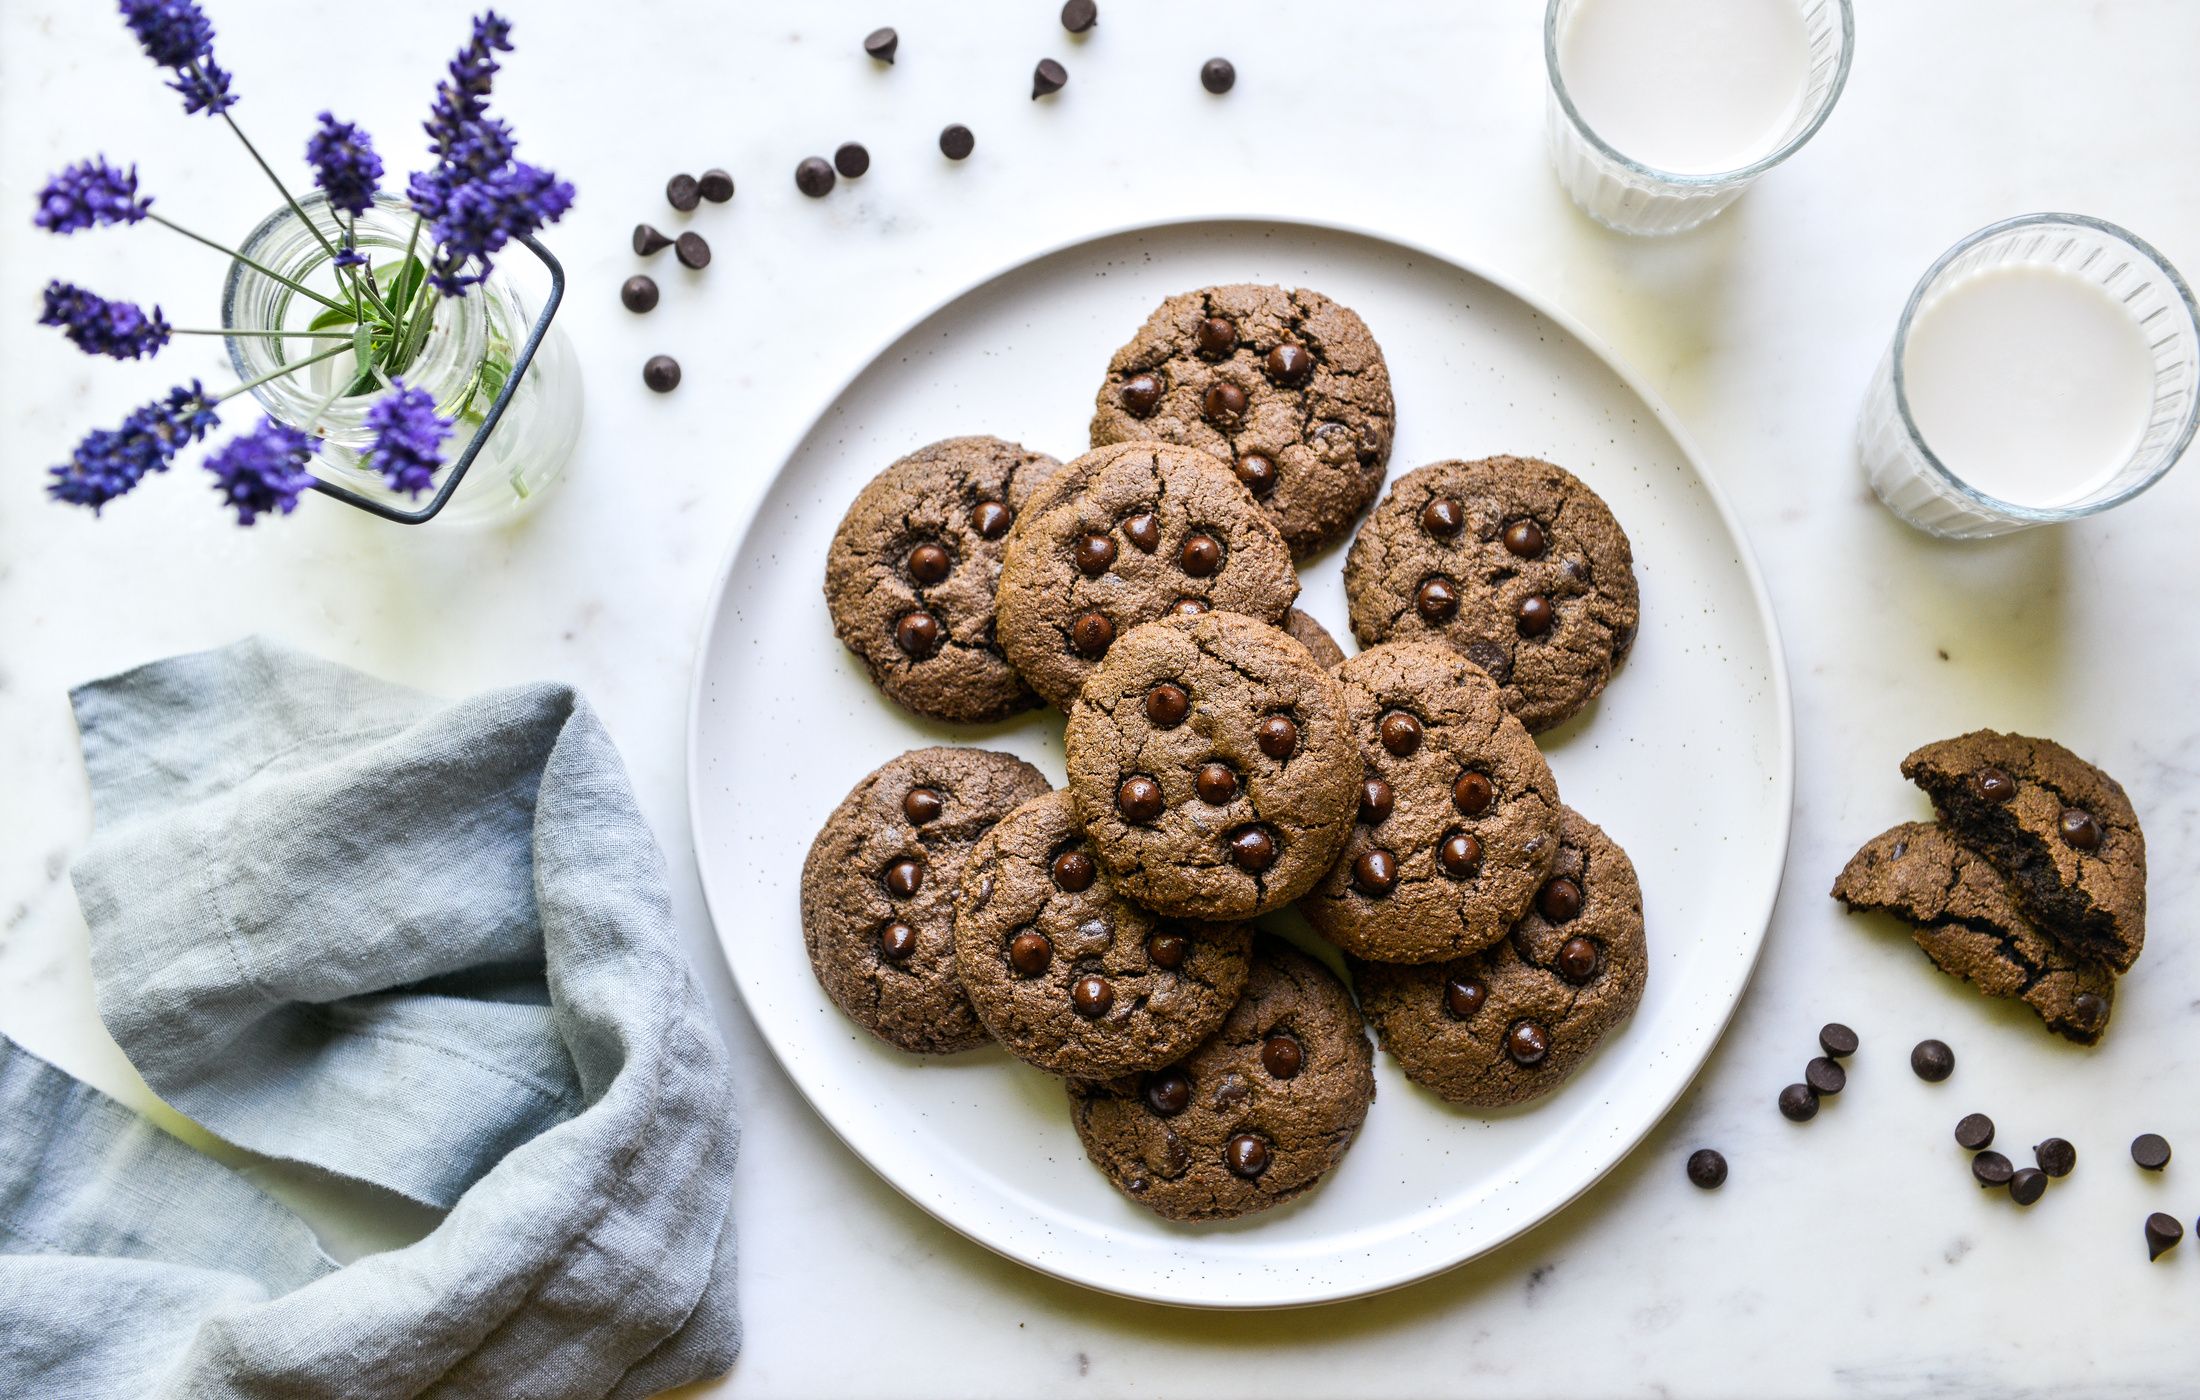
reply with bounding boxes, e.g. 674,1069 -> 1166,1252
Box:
2008,1167 -> 2047,1206
1778,1083 -> 1819,1122
1686,1148 -> 1728,1189
2145,1212 -> 2182,1261
666,173 -> 700,211
1804,1056 -> 1846,1096
675,231 -> 711,269
834,142 -> 871,179
699,169 -> 735,202
620,275 -> 659,313
795,157 -> 836,197
938,124 -> 976,161
1818,1023 -> 1859,1058
1972,1150 -> 2014,1188
1200,57 -> 1236,94
2132,1133 -> 2172,1171
1032,58 -> 1068,99
1061,0 -> 1098,33
1910,1039 -> 1955,1082
863,26 -> 898,62
632,223 -> 672,256
2034,1138 -> 2077,1177
1955,1113 -> 1995,1150
643,355 -> 681,393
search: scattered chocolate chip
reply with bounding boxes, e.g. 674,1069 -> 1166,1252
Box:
1972,1150 -> 2014,1188
1144,683 -> 1189,728
1203,381 -> 1248,422
1233,453 -> 1276,497
833,142 -> 871,179
642,355 -> 681,393
970,499 -> 1012,537
1072,974 -> 1114,1019
1503,519 -> 1548,558
1196,316 -> 1237,357
1556,935 -> 1598,981
1266,343 -> 1311,386
901,787 -> 943,825
2132,1133 -> 2172,1171
1359,778 -> 1393,825
1351,848 -> 1398,895
1072,611 -> 1115,657
1226,1133 -> 1270,1178
1180,533 -> 1222,576
1261,1034 -> 1302,1079
1453,770 -> 1494,816
1537,877 -> 1584,922
1955,1113 -> 1995,1150
1074,531 -> 1118,576
1805,1056 -> 1846,1096
698,168 -> 734,202
1974,767 -> 2016,803
1121,373 -> 1163,415
1032,58 -> 1068,98
863,26 -> 898,62
1378,710 -> 1423,756
1517,594 -> 1555,638
675,231 -> 711,269
1438,831 -> 1483,880
620,275 -> 659,313
1008,930 -> 1051,976
1416,575 -> 1460,622
1147,930 -> 1188,969
1818,1023 -> 1859,1058
1910,1038 -> 1955,1082
1421,497 -> 1464,537
666,173 -> 700,211
2058,809 -> 2102,851
1227,825 -> 1277,872
2145,1212 -> 2182,1261
1143,1067 -> 1190,1116
1195,762 -> 1238,805
938,124 -> 976,160
2008,1166 -> 2047,1206
632,223 -> 671,256
1686,1148 -> 1728,1189
1778,1083 -> 1819,1121
1507,1020 -> 1551,1066
1122,512 -> 1160,552
907,542 -> 952,584
1200,57 -> 1237,94
795,157 -> 836,197
894,610 -> 940,658
1061,0 -> 1098,32
2034,1138 -> 2077,1177
878,921 -> 917,961
1444,975 -> 1485,1020
1051,849 -> 1096,892
1116,775 -> 1163,822
882,857 -> 924,898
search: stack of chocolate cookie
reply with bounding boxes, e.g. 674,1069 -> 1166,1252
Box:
804,281 -> 1655,1222
1832,731 -> 2147,1044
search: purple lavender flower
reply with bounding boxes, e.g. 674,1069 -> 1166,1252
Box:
34,158 -> 152,234
307,112 -> 383,217
422,12 -> 512,156
118,0 -> 236,116
204,417 -> 316,524
47,382 -> 220,512
40,281 -> 172,360
361,382 -> 452,497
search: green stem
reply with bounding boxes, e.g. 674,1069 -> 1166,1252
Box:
147,212 -> 350,315
177,327 -> 353,339
386,213 -> 429,361
213,343 -> 352,405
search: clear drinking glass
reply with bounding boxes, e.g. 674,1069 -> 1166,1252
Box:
1858,214 -> 2200,539
1544,0 -> 1855,236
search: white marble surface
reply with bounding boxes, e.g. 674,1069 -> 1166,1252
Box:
3,1 -> 2197,1395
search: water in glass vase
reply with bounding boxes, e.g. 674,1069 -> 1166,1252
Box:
1558,0 -> 1809,175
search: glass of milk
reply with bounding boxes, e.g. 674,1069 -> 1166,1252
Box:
1859,214 -> 2200,539
1545,0 -> 1855,236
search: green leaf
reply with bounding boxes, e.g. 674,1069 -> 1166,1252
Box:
479,357 -> 512,402
308,303 -> 358,332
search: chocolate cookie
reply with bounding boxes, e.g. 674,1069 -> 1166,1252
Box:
1067,935 -> 1375,1222
1301,642 -> 1562,963
1901,731 -> 2145,971
953,791 -> 1255,1078
800,747 -> 1052,1054
1833,822 -> 2116,1044
1343,456 -> 1639,734
1064,611 -> 1359,920
1352,807 -> 1646,1109
1282,606 -> 1347,669
997,442 -> 1300,711
824,435 -> 1062,724
1088,284 -> 1396,558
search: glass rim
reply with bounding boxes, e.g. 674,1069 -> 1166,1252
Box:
1888,211 -> 2200,524
1543,0 -> 1856,188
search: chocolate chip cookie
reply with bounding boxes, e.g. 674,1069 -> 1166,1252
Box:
1282,606 -> 1347,669
1067,935 -> 1375,1222
1301,642 -> 1562,963
1344,456 -> 1639,734
1833,822 -> 2116,1044
1064,611 -> 1359,920
1902,731 -> 2145,972
1351,807 -> 1646,1109
800,747 -> 1052,1054
953,790 -> 1255,1078
824,435 -> 1062,724
1088,284 -> 1396,558
998,442 -> 1300,711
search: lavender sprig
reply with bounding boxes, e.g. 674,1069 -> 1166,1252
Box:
361,382 -> 453,497
117,0 -> 236,116
47,382 -> 219,512
40,282 -> 172,360
307,113 -> 383,218
35,159 -> 151,233
204,416 -> 315,524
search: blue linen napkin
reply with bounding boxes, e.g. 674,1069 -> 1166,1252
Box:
0,638 -> 739,1398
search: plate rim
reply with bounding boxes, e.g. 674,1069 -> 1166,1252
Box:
684,211 -> 1797,1309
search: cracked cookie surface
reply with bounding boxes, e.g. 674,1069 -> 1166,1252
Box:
1351,807 -> 1646,1109
1833,821 -> 2115,1044
1344,456 -> 1638,733
1067,935 -> 1375,1222
953,790 -> 1255,1078
997,442 -> 1299,711
824,435 -> 1063,724
801,747 -> 1052,1054
1302,642 -> 1561,963
1088,284 -> 1396,558
1064,611 -> 1359,920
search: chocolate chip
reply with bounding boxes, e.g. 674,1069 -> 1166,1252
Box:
632,223 -> 671,256
882,857 -> 923,898
1202,381 -> 1248,422
878,921 -> 917,961
1051,849 -> 1096,892
1416,575 -> 1460,622
1226,1133 -> 1270,1178
1233,453 -> 1276,497
902,787 -> 943,825
1061,0 -> 1098,32
1196,316 -> 1237,356
1143,1067 -> 1190,1116
1517,594 -> 1555,638
699,168 -> 734,202
1250,716 -> 1295,761
621,275 -> 659,313
938,124 -> 976,160
908,542 -> 952,584
1121,373 -> 1163,415
1116,775 -> 1163,822
1227,825 -> 1277,872
894,610 -> 940,658
1378,710 -> 1422,756
863,25 -> 898,62
1452,770 -> 1494,816
1503,519 -> 1546,558
1557,935 -> 1598,982
1537,877 -> 1584,922
1910,1038 -> 1955,1082
1167,597 -> 1209,617
1444,975 -> 1486,1019
1351,848 -> 1398,895
1074,532 -> 1117,576
2034,1138 -> 2077,1177
666,172 -> 700,211
1261,1034 -> 1302,1079
643,355 -> 681,393
1359,778 -> 1393,825
1032,58 -> 1068,98
1955,1113 -> 1995,1150
2145,1212 -> 2182,1261
970,499 -> 1012,537
1420,497 -> 1464,538
675,231 -> 711,269
1687,1148 -> 1728,1189
834,142 -> 871,178
1194,762 -> 1238,805
1438,832 -> 1483,880
1008,930 -> 1052,976
1507,1020 -> 1551,1066
2059,808 -> 2102,851
1778,1083 -> 1819,1121
1200,57 -> 1236,94
1147,930 -> 1188,970
1266,343 -> 1311,386
1974,767 -> 2016,803
1465,640 -> 1512,685
2133,1133 -> 2172,1170
1123,512 -> 1161,552
1818,1022 -> 1859,1058
2008,1167 -> 2047,1206
1804,1056 -> 1846,1095
2071,991 -> 2108,1030
795,157 -> 836,197
1071,611 -> 1114,657
1072,974 -> 1114,1019
1972,1150 -> 2014,1188
1180,533 -> 1222,576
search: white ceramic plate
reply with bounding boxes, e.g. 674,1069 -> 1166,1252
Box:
688,217 -> 1792,1308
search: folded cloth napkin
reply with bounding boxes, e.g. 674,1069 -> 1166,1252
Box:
0,638 -> 739,1398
